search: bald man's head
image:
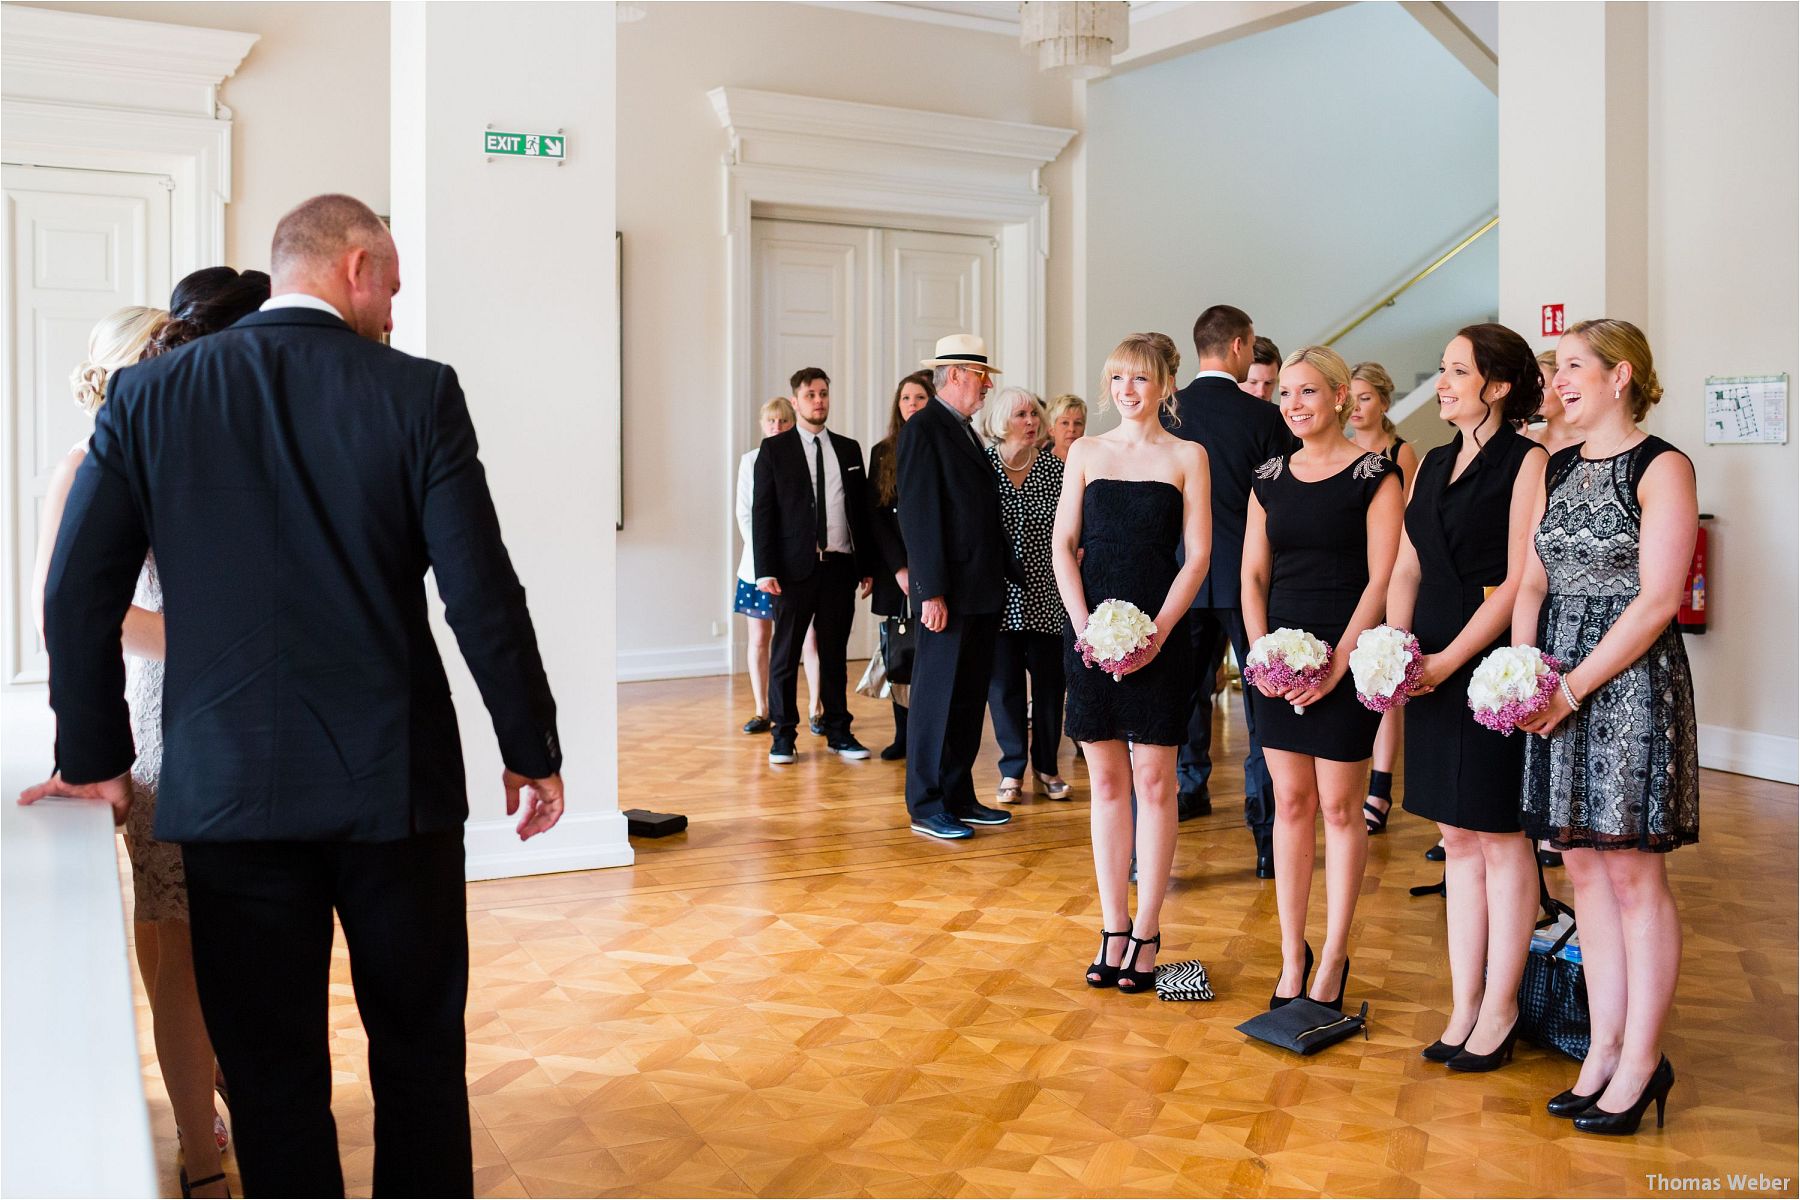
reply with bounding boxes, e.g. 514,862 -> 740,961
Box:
268,194 -> 399,341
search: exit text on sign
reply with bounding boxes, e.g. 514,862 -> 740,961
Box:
484,131 -> 565,159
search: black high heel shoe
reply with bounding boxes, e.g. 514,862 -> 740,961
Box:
1115,932 -> 1160,993
1546,1083 -> 1607,1118
1574,1057 -> 1674,1135
1421,1032 -> 1468,1062
1269,941 -> 1313,1010
1311,954 -> 1350,1012
1085,929 -> 1130,989
1447,1016 -> 1521,1072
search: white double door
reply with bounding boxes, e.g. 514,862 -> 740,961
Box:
751,218 -> 996,658
3,165 -> 172,685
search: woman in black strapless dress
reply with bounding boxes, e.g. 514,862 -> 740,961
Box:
1242,346 -> 1403,1014
1053,336 -> 1211,994
1388,326 -> 1547,1071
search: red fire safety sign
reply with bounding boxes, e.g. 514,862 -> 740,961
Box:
1542,304 -> 1566,337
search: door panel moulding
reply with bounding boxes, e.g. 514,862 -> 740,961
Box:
708,86 -> 1074,676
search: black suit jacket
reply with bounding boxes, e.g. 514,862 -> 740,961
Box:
43,307 -> 560,843
895,398 -> 1020,616
1169,375 -> 1295,608
751,427 -> 873,584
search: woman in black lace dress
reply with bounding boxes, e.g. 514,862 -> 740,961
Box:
1515,319 -> 1699,1135
1242,346 -> 1403,1013
1053,336 -> 1210,993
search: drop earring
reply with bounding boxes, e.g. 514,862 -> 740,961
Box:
1614,387 -> 1621,400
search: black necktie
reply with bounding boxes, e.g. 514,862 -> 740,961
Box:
812,434 -> 828,553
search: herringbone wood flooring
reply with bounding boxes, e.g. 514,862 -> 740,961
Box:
130,671 -> 1798,1197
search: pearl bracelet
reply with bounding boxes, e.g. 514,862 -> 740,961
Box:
1559,677 -> 1582,711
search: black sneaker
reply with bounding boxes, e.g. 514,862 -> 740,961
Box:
768,734 -> 797,765
809,717 -> 826,737
828,734 -> 871,760
743,715 -> 771,735
879,742 -> 905,761
911,813 -> 973,840
958,802 -> 1012,826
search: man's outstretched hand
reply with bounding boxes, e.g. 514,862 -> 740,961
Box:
504,770 -> 565,841
18,771 -> 131,826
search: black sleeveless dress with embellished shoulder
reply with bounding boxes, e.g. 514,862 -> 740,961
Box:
1248,450 -> 1400,762
1063,479 -> 1192,745
1401,423 -> 1539,832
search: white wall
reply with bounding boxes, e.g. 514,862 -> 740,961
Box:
615,1 -> 1079,679
19,0 -> 389,270
1085,0 -> 1497,417
1644,2 -> 1798,780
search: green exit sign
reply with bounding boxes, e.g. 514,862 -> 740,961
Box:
483,130 -> 566,160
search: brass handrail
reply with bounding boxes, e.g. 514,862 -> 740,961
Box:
1323,214 -> 1499,347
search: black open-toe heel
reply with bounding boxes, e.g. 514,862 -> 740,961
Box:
180,1168 -> 230,1198
1115,932 -> 1160,993
1269,941 -> 1313,1010
1085,929 -> 1130,988
1363,798 -> 1391,835
1311,954 -> 1351,1012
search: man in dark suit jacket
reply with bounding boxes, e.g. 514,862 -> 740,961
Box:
1167,305 -> 1292,876
752,367 -> 875,764
896,335 -> 1022,840
23,194 -> 564,1197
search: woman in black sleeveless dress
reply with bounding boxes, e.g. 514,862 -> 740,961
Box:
1242,346 -> 1403,1013
1054,336 -> 1210,994
1388,325 -> 1547,1071
1514,319 -> 1699,1135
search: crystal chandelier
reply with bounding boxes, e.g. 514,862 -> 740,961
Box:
1018,1 -> 1130,79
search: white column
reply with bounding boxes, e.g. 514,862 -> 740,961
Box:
1497,0 -> 1648,343
391,1 -> 629,879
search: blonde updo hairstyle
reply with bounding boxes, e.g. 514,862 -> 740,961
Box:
1281,345 -> 1354,429
70,306 -> 168,414
1565,318 -> 1664,422
760,395 -> 796,423
1349,361 -> 1398,439
1135,331 -> 1181,381
1100,334 -> 1178,425
980,385 -> 1046,444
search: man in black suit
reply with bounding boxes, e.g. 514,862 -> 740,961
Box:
753,367 -> 875,765
23,194 -> 564,1197
1167,305 -> 1291,877
896,335 -> 1021,840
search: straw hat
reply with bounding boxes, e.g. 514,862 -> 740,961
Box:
919,333 -> 1002,375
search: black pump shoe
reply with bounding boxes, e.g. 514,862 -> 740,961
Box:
1085,929 -> 1130,988
1547,1084 -> 1606,1118
1447,1016 -> 1522,1072
1269,941 -> 1313,1010
1115,932 -> 1161,992
1421,1033 -> 1468,1062
1574,1057 -> 1674,1135
1311,954 -> 1350,1012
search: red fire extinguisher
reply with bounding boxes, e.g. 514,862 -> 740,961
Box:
1678,514 -> 1712,635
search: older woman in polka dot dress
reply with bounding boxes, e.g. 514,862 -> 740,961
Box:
982,387 -> 1072,803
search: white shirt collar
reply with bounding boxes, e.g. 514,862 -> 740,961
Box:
261,293 -> 345,320
1195,369 -> 1237,383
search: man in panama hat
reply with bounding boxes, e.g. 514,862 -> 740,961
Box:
896,335 -> 1023,839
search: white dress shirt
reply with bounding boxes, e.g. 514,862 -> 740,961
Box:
261,293 -> 345,320
797,427 -> 853,555
1193,369 -> 1237,384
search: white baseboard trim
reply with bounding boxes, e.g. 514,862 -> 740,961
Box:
617,642 -> 730,682
464,809 -> 634,881
1698,723 -> 1799,785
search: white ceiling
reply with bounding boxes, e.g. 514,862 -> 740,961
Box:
816,2 -> 1192,37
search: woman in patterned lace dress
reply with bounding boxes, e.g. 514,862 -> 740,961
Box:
1514,318 -> 1699,1136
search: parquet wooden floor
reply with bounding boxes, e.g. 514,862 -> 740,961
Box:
128,670 -> 1798,1198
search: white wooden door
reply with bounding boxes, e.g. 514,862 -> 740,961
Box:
3,165 -> 171,685
882,228 -> 996,427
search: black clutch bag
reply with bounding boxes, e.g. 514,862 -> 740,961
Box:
1236,999 -> 1370,1055
882,607 -> 916,685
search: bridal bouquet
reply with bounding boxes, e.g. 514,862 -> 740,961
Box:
1077,599 -> 1158,681
1348,624 -> 1424,714
1244,628 -> 1333,715
1467,645 -> 1563,735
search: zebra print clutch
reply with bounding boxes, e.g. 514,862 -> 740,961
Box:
1153,959 -> 1214,1001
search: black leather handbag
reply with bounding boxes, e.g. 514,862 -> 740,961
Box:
1517,887 -> 1591,1061
1236,999 -> 1370,1055
882,605 -> 916,685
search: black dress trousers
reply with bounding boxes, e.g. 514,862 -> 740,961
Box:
907,609 -> 1002,820
184,832 -> 472,1199
768,553 -> 858,738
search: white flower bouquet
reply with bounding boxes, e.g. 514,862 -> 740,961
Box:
1467,644 -> 1564,735
1348,624 -> 1425,713
1244,627 -> 1333,715
1077,599 -> 1158,681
